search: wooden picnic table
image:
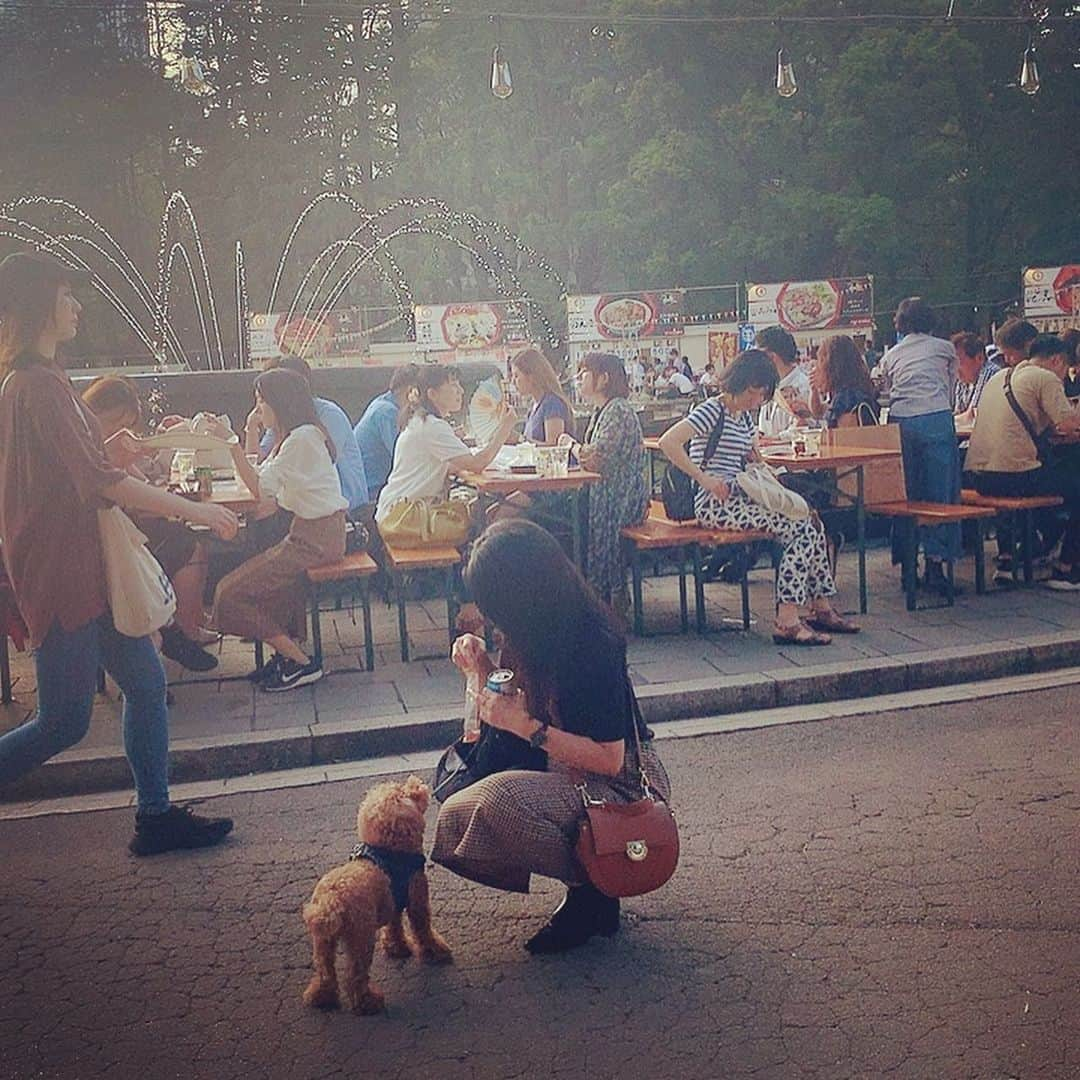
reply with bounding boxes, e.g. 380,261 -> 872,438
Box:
760,444 -> 903,615
458,467 -> 601,566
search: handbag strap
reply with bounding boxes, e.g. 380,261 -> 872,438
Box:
1003,368 -> 1043,454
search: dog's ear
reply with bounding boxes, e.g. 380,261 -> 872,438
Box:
400,774 -> 430,814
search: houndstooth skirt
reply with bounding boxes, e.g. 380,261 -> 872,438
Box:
431,742 -> 671,893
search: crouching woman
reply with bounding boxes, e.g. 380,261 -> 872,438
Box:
432,519 -> 671,955
211,368 -> 347,692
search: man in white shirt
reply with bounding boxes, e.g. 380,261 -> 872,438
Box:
755,325 -> 812,436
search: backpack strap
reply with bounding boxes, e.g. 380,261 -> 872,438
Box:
700,399 -> 727,468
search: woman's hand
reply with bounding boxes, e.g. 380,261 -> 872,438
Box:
556,433 -> 577,450
699,474 -> 730,500
578,443 -> 600,470
200,416 -> 235,442
477,687 -> 531,739
451,633 -> 489,675
187,503 -> 240,541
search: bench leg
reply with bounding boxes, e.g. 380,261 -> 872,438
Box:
254,639 -> 265,671
1,634 -> 12,704
740,550 -> 752,630
309,589 -> 323,668
361,583 -> 375,672
974,519 -> 987,595
945,559 -> 955,607
692,544 -> 706,634
678,547 -> 688,634
446,568 -> 458,648
630,547 -> 645,638
1008,512 -> 1021,585
903,519 -> 918,613
1022,510 -> 1035,585
395,573 -> 409,663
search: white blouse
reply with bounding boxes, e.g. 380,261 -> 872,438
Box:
258,424 -> 347,520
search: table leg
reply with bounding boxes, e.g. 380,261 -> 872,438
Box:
396,573 -> 409,663
904,519 -> 918,613
631,547 -> 644,638
678,546 -> 688,634
856,464 -> 868,614
1022,510 -> 1035,585
446,567 -> 458,647
974,519 -> 986,595
361,584 -> 375,672
1,634 -> 12,705
692,544 -> 706,634
309,590 -> 323,668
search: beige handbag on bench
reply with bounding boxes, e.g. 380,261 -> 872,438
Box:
379,497 -> 471,548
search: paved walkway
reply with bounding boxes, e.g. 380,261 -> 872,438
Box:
1,689 -> 1077,1079
3,547 -> 1079,757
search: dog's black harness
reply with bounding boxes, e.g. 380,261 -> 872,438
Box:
349,843 -> 426,912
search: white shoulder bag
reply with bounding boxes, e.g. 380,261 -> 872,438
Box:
734,462 -> 811,520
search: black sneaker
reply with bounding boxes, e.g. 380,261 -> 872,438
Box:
1044,566 -> 1080,591
160,626 -> 219,672
247,652 -> 283,684
262,657 -> 323,692
129,804 -> 234,856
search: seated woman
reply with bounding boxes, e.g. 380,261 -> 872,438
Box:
210,369 -> 347,692
658,349 -> 858,645
434,518 -> 671,954
374,366 -> 516,526
559,352 -> 648,614
81,376 -> 218,673
509,347 -> 573,445
810,335 -> 880,429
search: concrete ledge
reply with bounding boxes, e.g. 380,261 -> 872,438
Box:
4,635 -> 1077,802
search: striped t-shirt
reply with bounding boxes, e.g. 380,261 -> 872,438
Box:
685,398 -> 754,508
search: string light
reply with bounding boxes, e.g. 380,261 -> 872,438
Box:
1018,35 -> 1040,96
775,46 -> 798,99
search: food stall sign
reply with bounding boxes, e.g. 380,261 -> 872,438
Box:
414,301 -> 532,352
567,291 -> 685,342
1022,266 -> 1080,318
248,308 -> 366,364
746,277 -> 874,331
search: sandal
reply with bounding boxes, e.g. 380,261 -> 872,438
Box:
805,610 -> 861,634
772,621 -> 832,646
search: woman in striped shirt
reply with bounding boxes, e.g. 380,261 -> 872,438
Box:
658,350 -> 858,645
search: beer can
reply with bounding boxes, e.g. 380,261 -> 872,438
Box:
485,669 -> 516,695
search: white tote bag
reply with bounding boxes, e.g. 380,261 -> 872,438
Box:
735,462 -> 811,520
98,507 -> 177,638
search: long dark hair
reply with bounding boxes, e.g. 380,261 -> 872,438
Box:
464,519 -> 622,722
580,352 -> 631,400
253,368 -> 334,460
818,335 -> 875,398
0,254 -> 82,377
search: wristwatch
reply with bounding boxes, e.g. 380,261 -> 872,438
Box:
528,720 -> 550,749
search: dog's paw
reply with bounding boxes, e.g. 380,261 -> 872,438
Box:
352,987 -> 386,1015
383,935 -> 413,959
420,934 -> 454,965
302,979 -> 340,1010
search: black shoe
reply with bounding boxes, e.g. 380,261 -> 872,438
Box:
262,656 -> 323,693
922,561 -> 964,597
247,652 -> 283,684
160,626 -> 219,673
524,885 -> 620,955
129,804 -> 234,856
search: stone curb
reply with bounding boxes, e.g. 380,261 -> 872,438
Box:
4,632 -> 1079,802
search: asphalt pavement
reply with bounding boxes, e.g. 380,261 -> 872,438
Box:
1,688 -> 1077,1080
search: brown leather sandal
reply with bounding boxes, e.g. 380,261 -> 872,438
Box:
772,621 -> 832,646
805,610 -> 861,634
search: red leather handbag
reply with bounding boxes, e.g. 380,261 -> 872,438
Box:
574,688 -> 679,898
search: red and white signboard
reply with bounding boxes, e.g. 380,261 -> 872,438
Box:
413,301 -> 531,353
248,308 -> 366,365
1023,265 -> 1080,319
567,291 -> 685,342
747,277 -> 874,332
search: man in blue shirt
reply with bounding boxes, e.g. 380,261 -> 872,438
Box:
259,355 -> 370,512
353,364 -> 420,497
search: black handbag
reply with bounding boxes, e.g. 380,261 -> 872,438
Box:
432,724 -> 547,804
660,403 -> 726,521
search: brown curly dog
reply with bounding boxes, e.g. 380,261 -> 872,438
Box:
301,775 -> 452,1014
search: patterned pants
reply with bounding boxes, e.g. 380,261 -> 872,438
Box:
697,491 -> 836,607
432,744 -> 671,894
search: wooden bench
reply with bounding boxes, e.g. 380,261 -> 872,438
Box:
305,552 -> 379,672
622,504 -> 772,635
380,539 -> 462,662
868,501 -> 997,610
960,490 -> 1065,585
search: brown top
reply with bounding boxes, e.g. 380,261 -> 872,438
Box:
966,361 -> 1074,474
0,360 -> 125,646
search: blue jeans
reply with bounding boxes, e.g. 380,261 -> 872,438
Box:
894,410 -> 962,562
0,616 -> 170,813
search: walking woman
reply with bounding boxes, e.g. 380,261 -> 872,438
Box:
0,252 -> 237,855
659,349 -> 858,645
210,368 -> 348,693
562,352 -> 648,613
434,519 -> 671,954
878,298 -> 961,594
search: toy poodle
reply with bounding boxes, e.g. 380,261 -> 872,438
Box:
301,775 -> 452,1014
